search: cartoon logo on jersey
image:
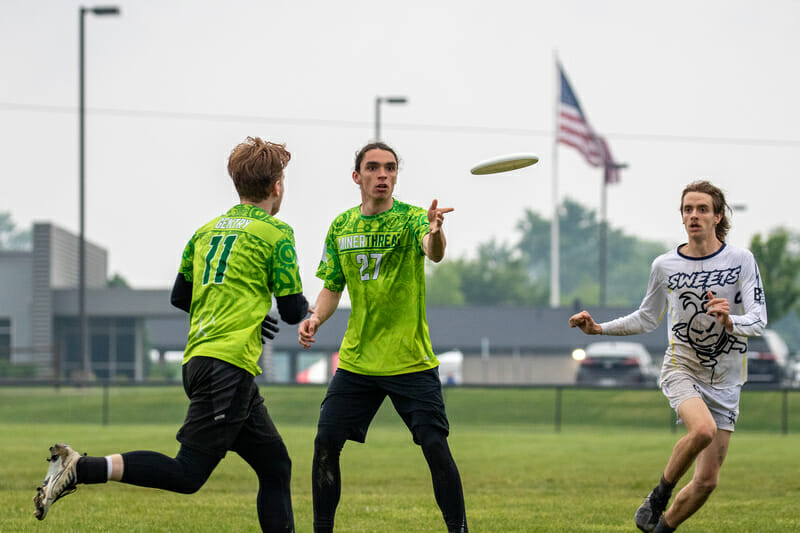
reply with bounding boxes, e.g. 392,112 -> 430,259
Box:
672,291 -> 746,378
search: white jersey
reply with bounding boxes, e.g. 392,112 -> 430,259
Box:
600,243 -> 767,388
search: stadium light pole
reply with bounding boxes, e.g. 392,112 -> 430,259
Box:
374,96 -> 407,141
78,5 -> 120,379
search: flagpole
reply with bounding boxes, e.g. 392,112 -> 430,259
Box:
550,52 -> 560,308
600,173 -> 607,306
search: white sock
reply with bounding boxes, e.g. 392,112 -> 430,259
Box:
105,456 -> 114,480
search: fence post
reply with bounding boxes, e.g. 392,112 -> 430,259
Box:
782,389 -> 788,435
554,386 -> 562,433
102,382 -> 109,426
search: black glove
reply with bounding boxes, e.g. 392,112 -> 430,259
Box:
261,314 -> 279,343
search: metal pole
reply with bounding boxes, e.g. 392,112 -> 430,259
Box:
79,7 -> 89,377
550,54 -> 560,308
599,176 -> 607,306
782,389 -> 788,435
554,386 -> 562,432
374,97 -> 381,141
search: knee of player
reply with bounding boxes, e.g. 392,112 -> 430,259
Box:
176,473 -> 209,494
694,474 -> 719,494
416,425 -> 449,454
314,427 -> 346,454
689,425 -> 716,448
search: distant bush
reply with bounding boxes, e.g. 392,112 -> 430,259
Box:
0,361 -> 37,378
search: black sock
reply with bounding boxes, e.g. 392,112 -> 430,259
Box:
654,517 -> 676,532
76,456 -> 108,485
658,474 -> 675,496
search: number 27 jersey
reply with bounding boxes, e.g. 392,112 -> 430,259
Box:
317,200 -> 439,376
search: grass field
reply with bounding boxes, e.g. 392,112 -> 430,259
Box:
1,385 -> 799,532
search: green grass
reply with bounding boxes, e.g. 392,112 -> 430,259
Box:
1,386 -> 799,531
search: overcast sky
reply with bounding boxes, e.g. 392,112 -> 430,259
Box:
2,0 -> 799,304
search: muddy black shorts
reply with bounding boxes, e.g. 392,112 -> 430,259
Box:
176,356 -> 282,458
317,367 -> 450,444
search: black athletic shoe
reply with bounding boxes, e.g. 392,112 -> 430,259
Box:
634,486 -> 670,532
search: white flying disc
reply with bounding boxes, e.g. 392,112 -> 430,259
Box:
470,153 -> 540,175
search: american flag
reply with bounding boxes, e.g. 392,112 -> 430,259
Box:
557,64 -> 621,184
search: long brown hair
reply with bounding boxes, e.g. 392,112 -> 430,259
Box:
680,180 -> 731,242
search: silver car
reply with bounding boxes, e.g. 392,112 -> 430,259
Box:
574,341 -> 659,387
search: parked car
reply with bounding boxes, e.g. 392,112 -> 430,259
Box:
745,330 -> 790,385
574,341 -> 658,387
789,356 -> 800,389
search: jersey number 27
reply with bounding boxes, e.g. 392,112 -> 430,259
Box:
357,253 -> 383,280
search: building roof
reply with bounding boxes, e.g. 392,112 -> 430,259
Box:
50,287 -> 670,356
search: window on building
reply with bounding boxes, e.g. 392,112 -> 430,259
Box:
0,318 -> 10,362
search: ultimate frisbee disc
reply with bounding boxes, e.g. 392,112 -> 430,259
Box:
470,153 -> 540,175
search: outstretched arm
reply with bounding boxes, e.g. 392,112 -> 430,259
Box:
422,199 -> 454,263
568,310 -> 602,335
298,288 -> 342,349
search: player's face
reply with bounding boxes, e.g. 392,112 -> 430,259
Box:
681,191 -> 721,242
353,149 -> 398,205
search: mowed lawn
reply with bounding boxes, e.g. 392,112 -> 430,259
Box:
1,386 -> 799,532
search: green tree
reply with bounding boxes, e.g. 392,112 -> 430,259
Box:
426,199 -> 663,307
107,273 -> 131,288
749,228 -> 800,323
426,239 -> 547,306
0,212 -> 32,250
516,199 -> 664,306
426,261 -> 465,305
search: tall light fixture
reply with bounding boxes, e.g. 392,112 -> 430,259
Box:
78,5 -> 120,378
374,96 -> 407,141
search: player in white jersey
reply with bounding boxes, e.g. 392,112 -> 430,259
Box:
569,180 -> 767,533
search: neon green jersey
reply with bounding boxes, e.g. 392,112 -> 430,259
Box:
317,199 -> 439,376
179,204 -> 303,376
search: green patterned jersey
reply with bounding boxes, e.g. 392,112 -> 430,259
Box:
179,204 -> 303,376
316,199 -> 439,376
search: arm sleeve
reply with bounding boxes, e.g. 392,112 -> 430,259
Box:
600,261 -> 668,336
276,293 -> 310,325
731,251 -> 768,337
170,273 -> 192,313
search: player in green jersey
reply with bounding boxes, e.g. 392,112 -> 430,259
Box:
34,137 -> 308,533
298,142 -> 468,533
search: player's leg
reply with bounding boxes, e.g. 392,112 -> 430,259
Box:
312,369 -> 385,533
117,445 -> 220,492
636,375 -> 712,532
33,443 -> 220,520
658,429 -> 731,531
664,397 -> 718,483
232,384 -> 294,533
388,368 -> 468,533
415,425 -> 468,533
657,383 -> 739,531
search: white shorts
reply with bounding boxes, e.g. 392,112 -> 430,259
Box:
661,372 -> 741,432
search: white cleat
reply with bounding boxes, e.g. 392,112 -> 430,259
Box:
33,443 -> 80,520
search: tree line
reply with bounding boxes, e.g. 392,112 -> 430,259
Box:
425,200 -> 800,327
2,209 -> 798,334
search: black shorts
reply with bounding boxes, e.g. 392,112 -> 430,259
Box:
177,356 -> 282,458
317,367 -> 450,444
